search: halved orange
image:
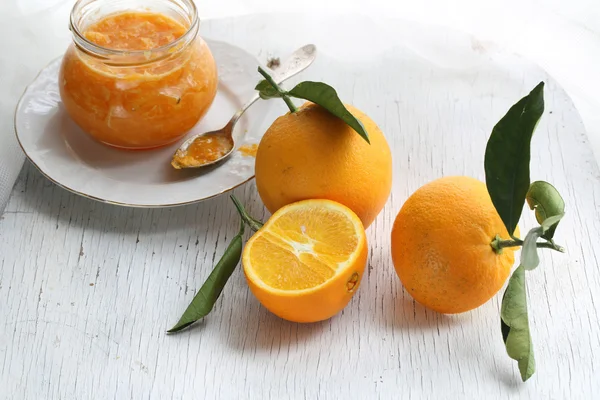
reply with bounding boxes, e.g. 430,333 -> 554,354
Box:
242,199 -> 368,323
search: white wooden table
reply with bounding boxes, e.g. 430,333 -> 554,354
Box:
2,9 -> 600,400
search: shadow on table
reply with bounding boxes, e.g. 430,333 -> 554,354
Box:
13,161 -> 267,236
382,287 -> 465,331
222,297 -> 327,353
376,276 -> 527,390
387,291 -> 525,391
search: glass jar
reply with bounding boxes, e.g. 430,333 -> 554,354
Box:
59,0 -> 218,150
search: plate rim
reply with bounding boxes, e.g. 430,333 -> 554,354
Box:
14,42 -> 260,209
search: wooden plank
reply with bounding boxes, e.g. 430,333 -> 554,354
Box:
1,14 -> 599,399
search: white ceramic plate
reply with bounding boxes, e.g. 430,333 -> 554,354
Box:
14,40 -> 277,207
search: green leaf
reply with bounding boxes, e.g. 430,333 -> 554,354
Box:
255,80 -> 282,100
167,221 -> 245,333
167,196 -> 265,333
526,181 -> 565,240
485,82 -> 545,236
501,265 -> 536,381
540,213 -> 564,233
521,227 -> 542,270
501,316 -> 511,343
288,81 -> 370,144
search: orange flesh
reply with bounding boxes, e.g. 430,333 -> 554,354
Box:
246,204 -> 360,290
59,11 -> 218,149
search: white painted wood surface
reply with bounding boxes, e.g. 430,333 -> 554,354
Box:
1,14 -> 600,399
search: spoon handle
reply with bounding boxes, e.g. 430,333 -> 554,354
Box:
230,44 -> 317,126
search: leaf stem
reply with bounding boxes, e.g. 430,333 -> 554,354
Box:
491,235 -> 565,253
230,195 -> 263,232
257,66 -> 297,113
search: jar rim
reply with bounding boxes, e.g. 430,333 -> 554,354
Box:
69,0 -> 199,66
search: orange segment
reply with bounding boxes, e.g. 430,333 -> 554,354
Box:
248,234 -> 335,290
242,199 -> 368,322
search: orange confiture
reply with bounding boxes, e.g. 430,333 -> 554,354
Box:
171,135 -> 233,169
59,12 -> 218,149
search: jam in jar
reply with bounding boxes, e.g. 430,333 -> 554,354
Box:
59,0 -> 218,149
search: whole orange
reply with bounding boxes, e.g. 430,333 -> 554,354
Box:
255,102 -> 392,228
390,176 -> 518,314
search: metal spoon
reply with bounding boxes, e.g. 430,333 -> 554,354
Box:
171,44 -> 317,169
